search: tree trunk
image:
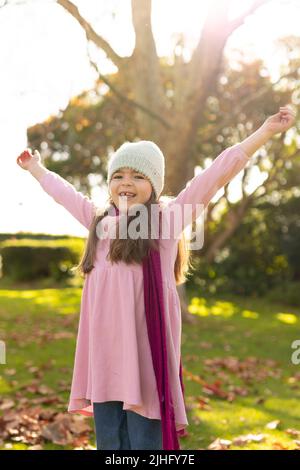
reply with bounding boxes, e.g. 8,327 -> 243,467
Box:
204,197 -> 253,263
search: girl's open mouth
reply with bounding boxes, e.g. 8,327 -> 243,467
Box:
119,192 -> 136,199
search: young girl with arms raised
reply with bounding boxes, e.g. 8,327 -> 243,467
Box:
17,106 -> 295,450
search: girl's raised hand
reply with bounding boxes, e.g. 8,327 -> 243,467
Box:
17,149 -> 41,170
262,105 -> 296,136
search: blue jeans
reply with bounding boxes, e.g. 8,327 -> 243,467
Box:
93,401 -> 163,450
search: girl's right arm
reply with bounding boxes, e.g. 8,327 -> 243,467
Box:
17,149 -> 96,229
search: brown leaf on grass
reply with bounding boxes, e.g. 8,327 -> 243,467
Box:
272,441 -> 289,450
58,380 -> 70,392
41,421 -> 74,446
41,413 -> 92,445
285,428 -> 300,437
28,366 -> 40,374
196,396 -> 211,410
183,368 -> 230,399
203,356 -> 282,384
71,435 -> 92,449
204,357 -> 240,373
38,409 -> 58,421
202,381 -> 228,399
232,433 -> 266,446
37,385 -> 55,395
245,433 -> 266,443
13,395 -> 30,406
2,410 -> 21,423
266,420 -> 280,430
232,435 -> 249,447
204,358 -> 259,398
228,385 -> 248,396
31,396 -> 63,406
183,369 -> 206,386
29,368 -> 44,379
0,399 -> 15,410
68,416 -> 92,435
4,369 -> 16,376
215,371 -> 231,383
208,438 -> 232,450
22,382 -> 55,396
226,392 -> 235,403
0,404 -> 93,448
227,385 -> 249,402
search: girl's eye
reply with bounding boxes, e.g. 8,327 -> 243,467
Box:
113,175 -> 144,179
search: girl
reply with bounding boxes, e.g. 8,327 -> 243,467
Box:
17,106 -> 295,450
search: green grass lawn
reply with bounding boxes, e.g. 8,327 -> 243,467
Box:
0,283 -> 300,450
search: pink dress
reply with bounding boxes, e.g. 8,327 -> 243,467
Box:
39,143 -> 250,432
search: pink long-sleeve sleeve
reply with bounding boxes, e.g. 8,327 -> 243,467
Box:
163,143 -> 251,238
39,171 -> 96,229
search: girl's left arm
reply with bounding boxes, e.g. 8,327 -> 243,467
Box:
239,105 -> 296,157
164,143 -> 251,238
164,105 -> 296,237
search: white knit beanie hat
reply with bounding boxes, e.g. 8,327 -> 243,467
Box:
107,140 -> 165,198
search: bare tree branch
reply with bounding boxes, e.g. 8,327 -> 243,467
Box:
185,0 -> 274,106
0,0 -> 28,7
86,45 -> 172,129
226,0 -> 273,36
57,0 -> 125,69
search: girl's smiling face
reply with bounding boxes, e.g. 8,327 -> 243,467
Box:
109,167 -> 153,209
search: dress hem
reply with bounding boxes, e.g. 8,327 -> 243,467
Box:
67,397 -> 189,433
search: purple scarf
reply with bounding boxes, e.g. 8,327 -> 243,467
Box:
114,204 -> 185,450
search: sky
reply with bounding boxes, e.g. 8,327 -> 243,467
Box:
0,0 -> 299,237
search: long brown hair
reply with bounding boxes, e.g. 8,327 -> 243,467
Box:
74,190 -> 193,285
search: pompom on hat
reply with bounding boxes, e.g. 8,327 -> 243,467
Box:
107,140 -> 165,198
